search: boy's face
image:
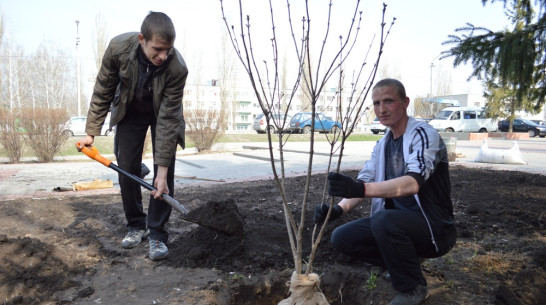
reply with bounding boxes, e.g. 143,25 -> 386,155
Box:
138,34 -> 173,66
372,85 -> 409,128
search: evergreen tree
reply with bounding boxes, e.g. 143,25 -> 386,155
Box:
443,0 -> 546,125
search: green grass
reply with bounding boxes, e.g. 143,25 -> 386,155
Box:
218,132 -> 382,143
366,270 -> 378,290
58,136 -> 117,156
1,132 -> 382,158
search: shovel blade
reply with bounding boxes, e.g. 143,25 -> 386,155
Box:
182,198 -> 244,237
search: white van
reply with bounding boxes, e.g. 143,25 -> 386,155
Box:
428,107 -> 498,133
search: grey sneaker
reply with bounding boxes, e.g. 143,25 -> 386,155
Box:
121,229 -> 149,249
149,239 -> 169,261
390,285 -> 428,305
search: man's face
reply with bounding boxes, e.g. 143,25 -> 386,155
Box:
371,85 -> 409,128
138,34 -> 173,66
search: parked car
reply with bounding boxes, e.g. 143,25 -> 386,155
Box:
428,107 -> 498,133
498,118 -> 546,137
370,118 -> 388,134
63,116 -> 114,137
287,112 -> 341,134
253,113 -> 292,134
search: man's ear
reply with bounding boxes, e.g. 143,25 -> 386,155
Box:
403,97 -> 410,108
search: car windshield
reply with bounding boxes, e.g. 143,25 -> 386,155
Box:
521,118 -> 537,126
434,110 -> 453,120
290,114 -> 301,122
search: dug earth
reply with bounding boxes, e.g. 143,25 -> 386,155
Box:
0,166 -> 545,305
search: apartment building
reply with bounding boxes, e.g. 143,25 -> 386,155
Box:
183,81 -> 372,133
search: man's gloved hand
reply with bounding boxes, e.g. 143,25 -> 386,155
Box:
327,172 -> 366,198
313,204 -> 343,224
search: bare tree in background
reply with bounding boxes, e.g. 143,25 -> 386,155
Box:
185,52 -> 225,151
33,44 -> 73,110
0,13 -> 3,47
413,64 -> 453,118
221,1 -> 393,303
434,64 -> 453,97
0,39 -> 27,110
0,12 -> 3,102
218,33 -> 237,131
92,12 -> 109,75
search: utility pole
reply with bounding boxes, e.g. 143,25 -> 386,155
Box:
429,61 -> 434,102
76,20 -> 81,117
429,54 -> 441,102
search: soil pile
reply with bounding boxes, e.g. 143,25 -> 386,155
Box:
0,165 -> 545,305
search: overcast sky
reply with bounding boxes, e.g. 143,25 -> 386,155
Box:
1,0 -> 510,99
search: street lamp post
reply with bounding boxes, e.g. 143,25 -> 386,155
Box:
429,54 -> 441,102
429,61 -> 435,101
76,20 -> 81,117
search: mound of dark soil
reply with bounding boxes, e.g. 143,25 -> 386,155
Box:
0,166 -> 545,305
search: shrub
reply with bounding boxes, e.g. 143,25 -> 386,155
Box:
0,109 -> 25,163
19,108 -> 70,162
185,108 -> 226,152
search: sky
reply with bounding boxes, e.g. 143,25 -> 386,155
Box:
0,0 -> 511,100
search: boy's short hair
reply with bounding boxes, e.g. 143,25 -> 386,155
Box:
373,78 -> 407,100
141,11 -> 176,43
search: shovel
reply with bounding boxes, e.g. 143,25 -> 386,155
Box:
76,142 -> 243,236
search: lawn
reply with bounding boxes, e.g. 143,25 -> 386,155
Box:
2,132 -> 382,158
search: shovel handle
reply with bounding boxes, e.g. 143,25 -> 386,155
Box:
76,142 -> 112,167
76,141 -> 189,215
161,194 -> 189,215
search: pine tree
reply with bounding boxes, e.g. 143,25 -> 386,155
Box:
443,0 -> 546,124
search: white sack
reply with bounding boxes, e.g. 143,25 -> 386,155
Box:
474,140 -> 527,165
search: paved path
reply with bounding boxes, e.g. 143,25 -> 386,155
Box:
0,138 -> 544,200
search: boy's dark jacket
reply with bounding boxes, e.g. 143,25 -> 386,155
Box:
86,32 -> 188,167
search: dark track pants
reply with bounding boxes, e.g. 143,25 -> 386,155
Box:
331,209 -> 456,292
114,112 -> 175,244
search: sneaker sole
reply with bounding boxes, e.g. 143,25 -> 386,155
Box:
149,252 -> 169,261
121,230 -> 150,249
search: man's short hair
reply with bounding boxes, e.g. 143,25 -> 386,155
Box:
373,78 -> 407,100
141,11 -> 176,43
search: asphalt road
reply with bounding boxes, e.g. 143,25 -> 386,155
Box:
1,137 -> 545,200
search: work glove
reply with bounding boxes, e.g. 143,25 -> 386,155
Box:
327,172 -> 366,198
313,204 -> 343,224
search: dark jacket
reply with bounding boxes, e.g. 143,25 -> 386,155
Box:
85,32 -> 188,167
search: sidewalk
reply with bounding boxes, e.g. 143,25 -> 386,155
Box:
1,138 -> 544,200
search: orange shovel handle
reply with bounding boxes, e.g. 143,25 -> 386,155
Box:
76,142 -> 112,167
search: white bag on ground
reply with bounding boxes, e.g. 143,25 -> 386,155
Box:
278,271 -> 330,305
474,140 -> 527,165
